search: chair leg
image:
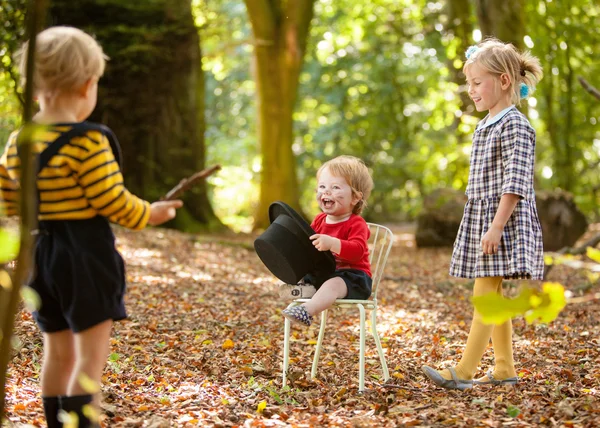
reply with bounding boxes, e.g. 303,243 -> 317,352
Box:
358,303 -> 366,392
283,316 -> 291,387
283,302 -> 300,387
311,309 -> 328,379
370,308 -> 390,381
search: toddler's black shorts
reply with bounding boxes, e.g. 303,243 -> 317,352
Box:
304,268 -> 372,300
29,216 -> 127,333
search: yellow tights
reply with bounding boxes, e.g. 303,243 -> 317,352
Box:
439,276 -> 517,381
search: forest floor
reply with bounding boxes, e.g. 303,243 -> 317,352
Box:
3,223 -> 600,427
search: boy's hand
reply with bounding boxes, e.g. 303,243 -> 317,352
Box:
148,200 -> 183,226
310,234 -> 341,254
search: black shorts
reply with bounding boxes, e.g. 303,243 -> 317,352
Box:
29,216 -> 127,333
304,269 -> 372,300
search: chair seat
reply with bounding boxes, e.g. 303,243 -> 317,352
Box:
291,298 -> 377,309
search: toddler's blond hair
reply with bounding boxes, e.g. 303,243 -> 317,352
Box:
317,155 -> 374,215
17,26 -> 107,94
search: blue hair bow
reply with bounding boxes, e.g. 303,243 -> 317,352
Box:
519,83 -> 530,98
465,45 -> 479,59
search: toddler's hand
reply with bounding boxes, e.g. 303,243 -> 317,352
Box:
148,200 -> 183,226
310,234 -> 339,253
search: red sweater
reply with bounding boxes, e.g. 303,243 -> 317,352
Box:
311,213 -> 371,277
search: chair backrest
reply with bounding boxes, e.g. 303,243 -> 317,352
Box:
366,223 -> 394,300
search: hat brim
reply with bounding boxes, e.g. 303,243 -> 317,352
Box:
268,201 -> 336,274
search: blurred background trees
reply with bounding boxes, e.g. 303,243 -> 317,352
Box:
1,0 -> 599,232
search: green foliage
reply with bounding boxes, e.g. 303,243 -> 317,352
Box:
526,0 -> 600,218
0,228 -> 19,263
472,282 -> 567,325
0,0 -> 26,150
1,0 -> 599,227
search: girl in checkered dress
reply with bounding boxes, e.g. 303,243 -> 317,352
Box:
422,39 -> 544,390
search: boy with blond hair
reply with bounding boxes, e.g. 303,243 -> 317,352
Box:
0,26 -> 182,426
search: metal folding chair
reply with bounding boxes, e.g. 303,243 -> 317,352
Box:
282,223 -> 394,392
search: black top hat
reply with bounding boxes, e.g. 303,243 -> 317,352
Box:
254,201 -> 336,284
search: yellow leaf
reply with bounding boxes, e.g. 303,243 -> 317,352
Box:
529,294 -> 542,308
307,339 -> 318,345
257,400 -> 267,413
586,247 -> 600,264
221,398 -> 229,405
544,255 -> 554,266
0,270 -> 12,290
77,373 -> 100,394
222,339 -> 235,349
202,339 -> 213,345
82,404 -> 99,424
393,372 -> 405,379
58,410 -> 78,428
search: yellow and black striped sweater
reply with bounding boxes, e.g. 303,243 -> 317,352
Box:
0,123 -> 150,230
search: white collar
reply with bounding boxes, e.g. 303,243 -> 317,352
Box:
478,105 -> 515,130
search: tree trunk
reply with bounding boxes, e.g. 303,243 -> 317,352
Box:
49,0 -> 224,232
244,0 -> 316,230
445,0 -> 474,139
475,0 -> 524,48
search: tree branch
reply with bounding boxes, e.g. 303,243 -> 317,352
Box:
544,232 -> 600,278
578,76 -> 600,100
161,165 -> 221,201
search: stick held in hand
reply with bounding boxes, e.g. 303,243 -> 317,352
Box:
161,164 -> 221,201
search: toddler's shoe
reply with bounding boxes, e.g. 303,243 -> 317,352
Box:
278,283 -> 316,300
282,305 -> 313,326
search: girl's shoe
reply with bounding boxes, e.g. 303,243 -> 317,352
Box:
421,366 -> 473,391
278,283 -> 317,299
473,370 -> 518,386
282,305 -> 313,326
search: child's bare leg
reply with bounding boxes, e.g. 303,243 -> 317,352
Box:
302,277 -> 347,316
41,329 -> 75,396
68,319 -> 113,403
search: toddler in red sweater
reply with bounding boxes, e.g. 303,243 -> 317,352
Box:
281,155 -> 374,326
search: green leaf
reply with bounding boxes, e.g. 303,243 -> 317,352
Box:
109,352 -> 120,362
20,286 -> 41,312
0,228 -> 19,263
507,405 -> 520,418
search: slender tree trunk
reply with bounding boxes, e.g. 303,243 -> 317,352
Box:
445,0 -> 474,140
0,0 -> 47,417
475,0 -> 524,48
245,0 -> 316,230
49,0 -> 224,232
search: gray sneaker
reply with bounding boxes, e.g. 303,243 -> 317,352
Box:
278,283 -> 316,300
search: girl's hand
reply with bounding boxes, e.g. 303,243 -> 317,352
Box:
148,200 -> 184,226
310,234 -> 340,253
481,224 -> 503,255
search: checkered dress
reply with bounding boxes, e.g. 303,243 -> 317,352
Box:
449,107 -> 544,280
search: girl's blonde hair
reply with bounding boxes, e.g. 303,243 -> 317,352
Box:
17,26 -> 107,94
317,155 -> 374,215
463,38 -> 543,105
